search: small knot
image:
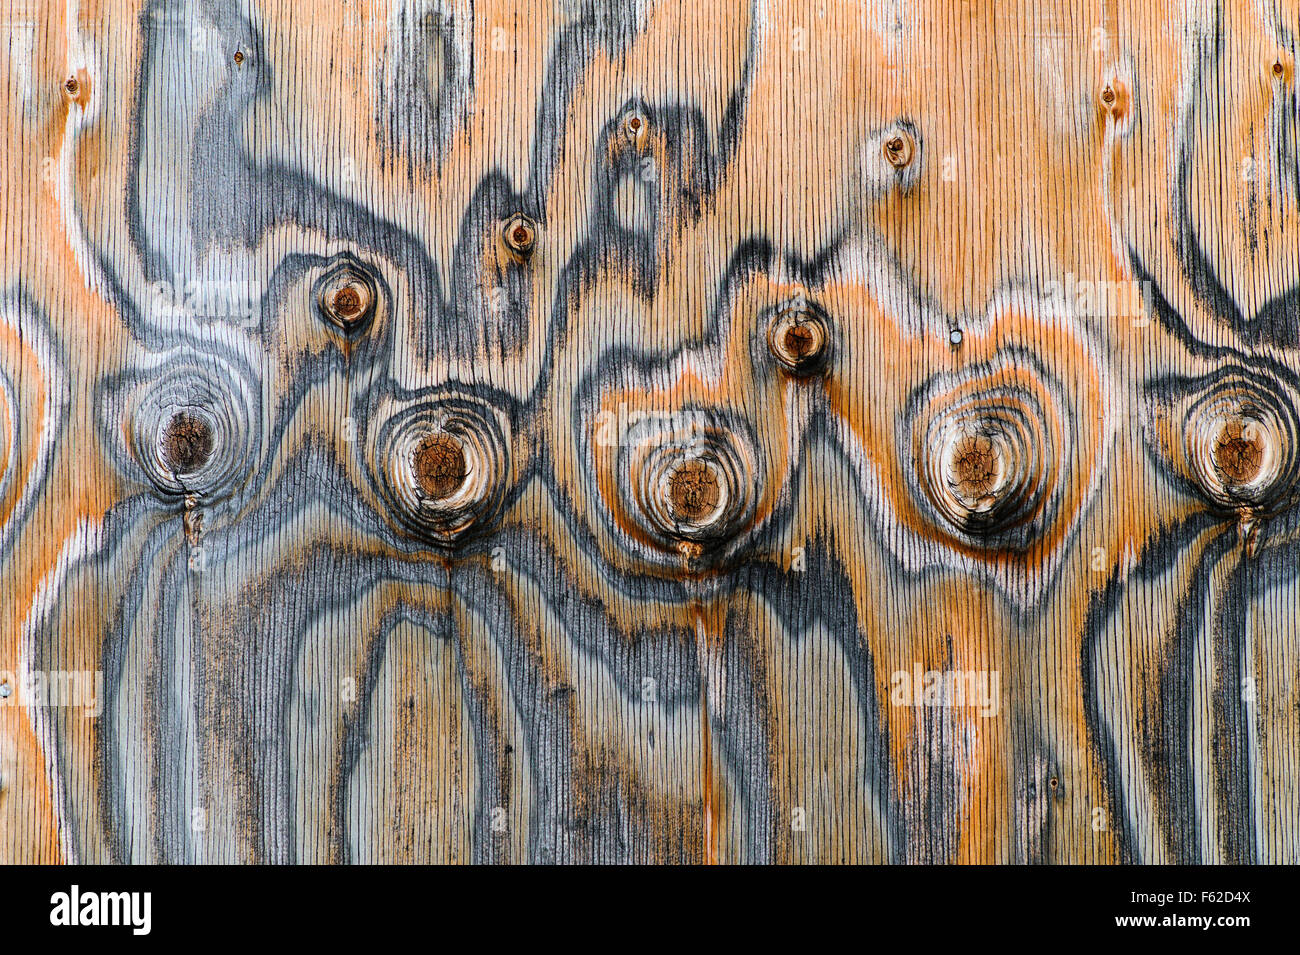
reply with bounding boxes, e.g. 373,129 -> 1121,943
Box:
883,132 -> 914,169
619,420 -> 760,559
315,260 -> 378,334
1100,80 -> 1129,119
784,324 -> 815,357
1180,375 -> 1299,520
623,110 -> 647,146
503,214 -> 537,258
373,397 -> 511,545
161,412 -> 214,475
234,50 -> 245,66
1213,420 -> 1264,488
331,286 -> 363,320
920,393 -> 1051,542
1269,51 -> 1293,82
62,73 -> 88,105
412,433 -> 467,500
947,432 -> 1001,507
767,300 -> 831,375
668,459 -> 721,523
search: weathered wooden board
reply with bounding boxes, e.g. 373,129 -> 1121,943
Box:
1,0 -> 1298,864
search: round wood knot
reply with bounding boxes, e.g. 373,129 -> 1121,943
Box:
766,301 -> 831,375
503,214 -> 537,257
604,411 -> 763,564
1100,80 -> 1129,119
412,432 -> 467,500
122,352 -> 259,501
917,381 -> 1056,543
1184,379 -> 1299,515
233,51 -> 245,65
668,459 -> 721,523
331,286 -> 363,319
932,421 -> 1032,531
62,72 -> 90,106
372,397 -> 511,544
620,421 -> 761,558
1268,51 -> 1293,82
784,324 -> 815,356
315,259 -> 378,333
947,432 -> 1002,506
161,412 -> 215,475
622,110 -> 648,146
1213,420 -> 1265,487
883,132 -> 914,169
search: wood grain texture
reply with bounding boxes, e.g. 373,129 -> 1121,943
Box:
1,0 -> 1298,864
